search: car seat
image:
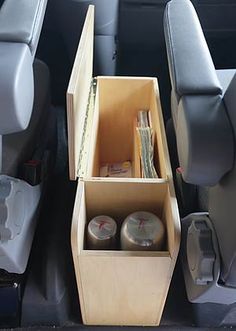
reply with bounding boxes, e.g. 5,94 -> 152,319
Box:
0,0 -> 50,274
164,0 -> 236,324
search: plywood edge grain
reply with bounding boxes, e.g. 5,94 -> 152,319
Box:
153,79 -> 181,260
80,250 -> 171,258
97,76 -> 156,81
84,177 -> 168,184
67,93 -> 76,180
71,182 -> 88,324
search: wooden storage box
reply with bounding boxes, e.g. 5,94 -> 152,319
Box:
67,5 -> 180,326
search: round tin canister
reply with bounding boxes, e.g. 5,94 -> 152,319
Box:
120,211 -> 165,251
87,215 -> 117,250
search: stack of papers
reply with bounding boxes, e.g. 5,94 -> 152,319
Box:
136,111 -> 158,178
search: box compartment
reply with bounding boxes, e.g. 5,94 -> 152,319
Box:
81,180 -> 173,252
71,180 -> 178,325
89,77 -> 167,179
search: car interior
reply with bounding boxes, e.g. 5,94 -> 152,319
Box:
1,0 -> 236,330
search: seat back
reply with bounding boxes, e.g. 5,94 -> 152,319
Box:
164,0 -> 236,290
209,74 -> 236,287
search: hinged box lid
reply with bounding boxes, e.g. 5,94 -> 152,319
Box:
67,5 -> 94,180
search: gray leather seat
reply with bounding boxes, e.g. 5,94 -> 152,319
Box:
164,0 -> 234,187
0,0 -> 49,274
0,0 -> 49,175
164,0 -> 236,303
2,59 -> 50,177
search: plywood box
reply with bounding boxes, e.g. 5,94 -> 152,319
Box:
67,5 -> 181,326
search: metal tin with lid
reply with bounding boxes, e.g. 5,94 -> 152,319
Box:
87,215 -> 117,250
121,211 -> 165,251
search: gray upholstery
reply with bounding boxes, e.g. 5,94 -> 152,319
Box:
196,70 -> 236,211
216,69 -> 236,96
0,43 -> 33,134
0,0 -> 48,57
0,0 -> 49,274
177,94 -> 234,186
0,0 -> 48,136
164,0 -> 236,291
164,0 -> 234,187
164,0 -> 222,99
2,59 -> 50,177
197,186 -> 209,212
209,73 -> 236,287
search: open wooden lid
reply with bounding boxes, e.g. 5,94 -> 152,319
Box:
67,5 -> 94,180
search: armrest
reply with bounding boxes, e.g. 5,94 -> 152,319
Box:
0,42 -> 34,135
0,0 -> 48,57
164,0 -> 222,97
177,95 -> 234,186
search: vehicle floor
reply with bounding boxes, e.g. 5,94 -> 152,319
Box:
9,327 -> 236,331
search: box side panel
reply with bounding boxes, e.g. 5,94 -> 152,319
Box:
71,182 -> 88,323
149,81 -> 168,178
151,79 -> 181,259
79,255 -> 172,325
163,187 -> 180,259
97,77 -> 153,165
86,86 -> 100,177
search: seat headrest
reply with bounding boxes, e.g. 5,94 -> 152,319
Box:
0,42 -> 34,134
